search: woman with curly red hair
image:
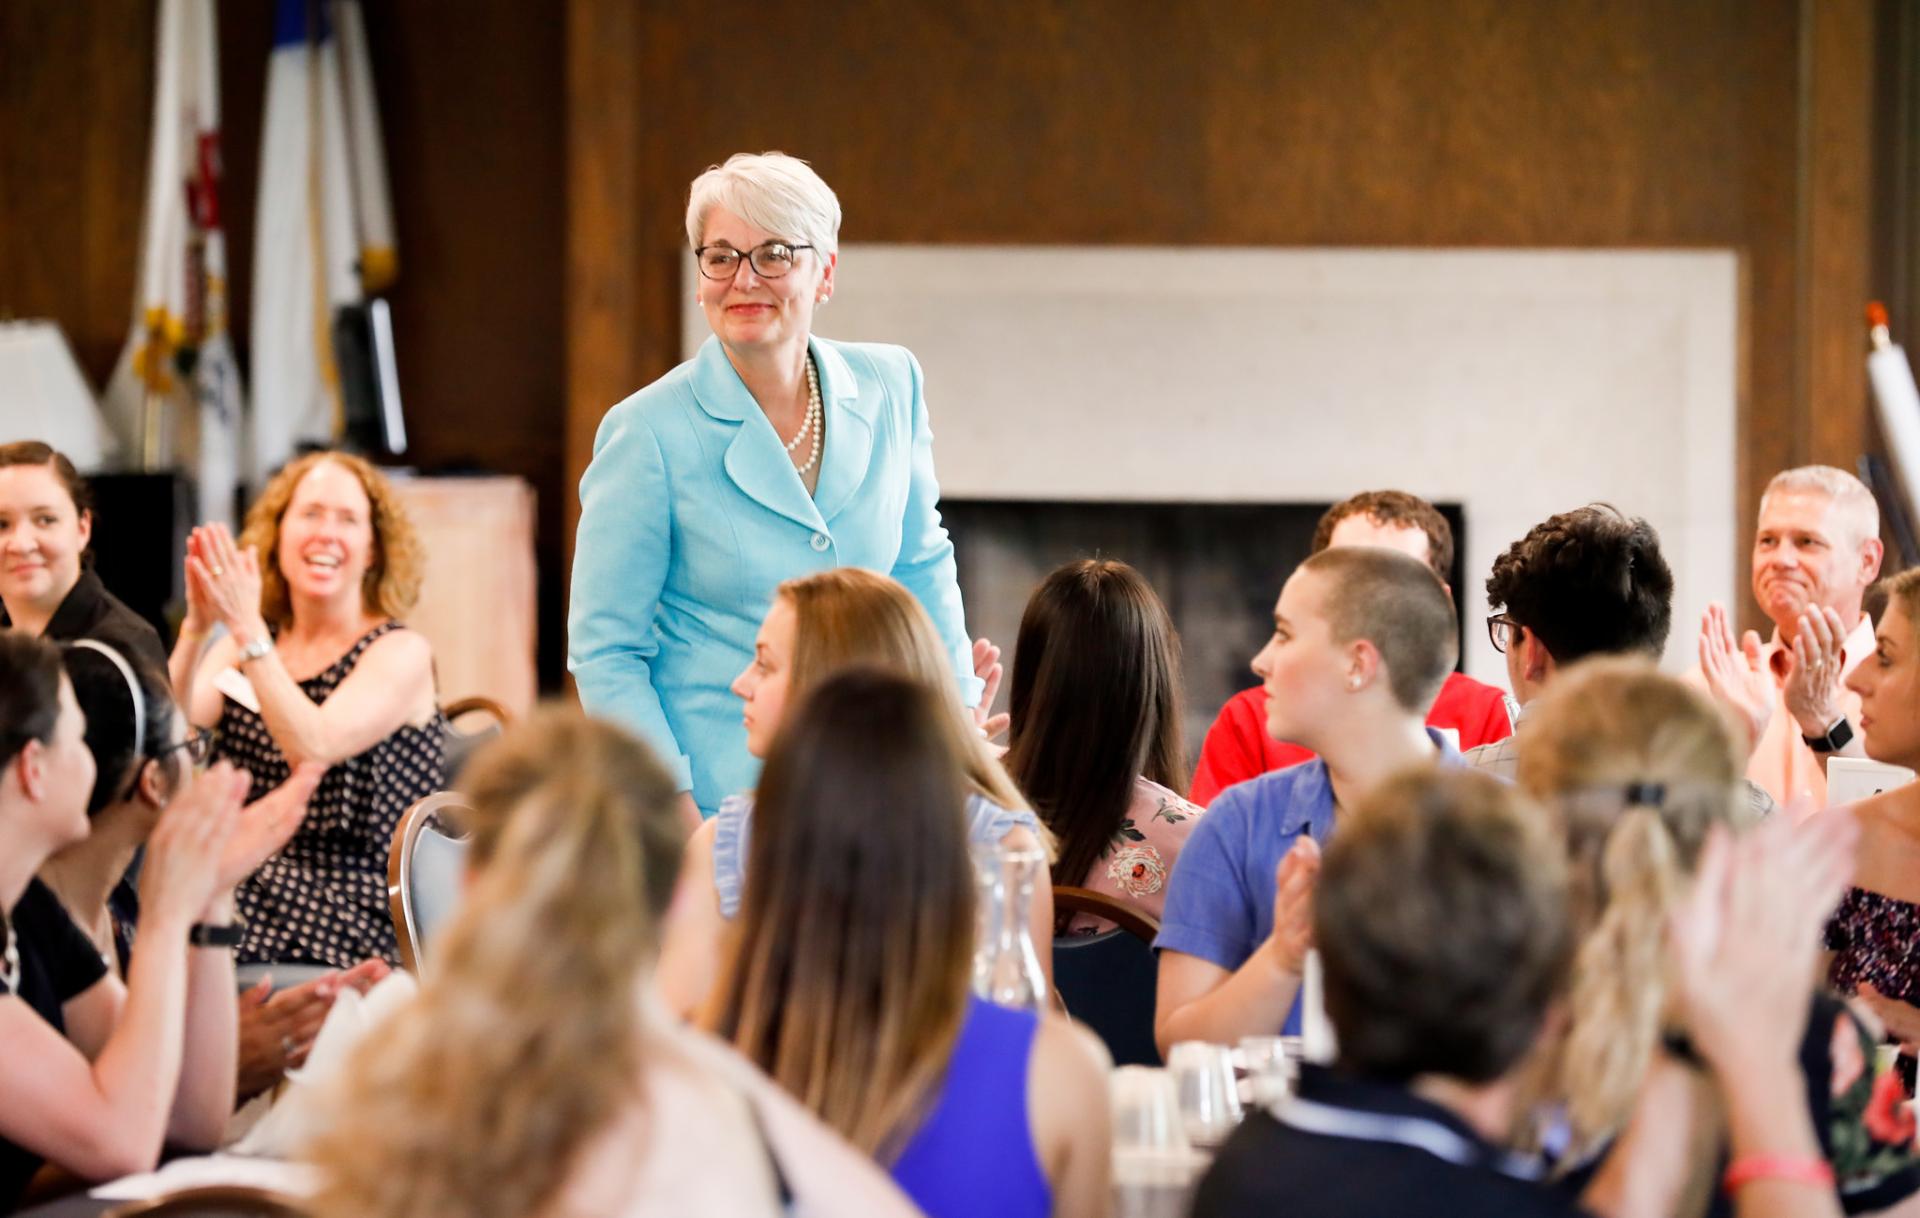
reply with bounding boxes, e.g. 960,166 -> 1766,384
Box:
172,452 -> 444,969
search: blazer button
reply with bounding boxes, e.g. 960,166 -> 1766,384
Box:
810,532 -> 831,552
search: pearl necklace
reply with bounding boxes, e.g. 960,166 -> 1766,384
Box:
787,355 -> 824,477
2,920 -> 17,994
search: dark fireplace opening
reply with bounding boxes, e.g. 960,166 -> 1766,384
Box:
944,499 -> 1470,775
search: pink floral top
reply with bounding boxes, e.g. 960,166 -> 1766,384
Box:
1063,777 -> 1203,936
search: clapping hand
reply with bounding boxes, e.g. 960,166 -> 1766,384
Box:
215,762 -> 326,890
234,957 -> 392,1097
1260,837 -> 1322,976
1668,812 -> 1857,1075
972,637 -> 1010,742
1698,603 -> 1775,753
142,763 -> 251,926
185,523 -> 267,644
1784,605 -> 1851,737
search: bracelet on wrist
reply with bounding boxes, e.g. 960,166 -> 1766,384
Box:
1723,1155 -> 1834,1195
188,918 -> 246,949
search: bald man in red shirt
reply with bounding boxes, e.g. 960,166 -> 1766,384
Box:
1191,491 -> 1514,805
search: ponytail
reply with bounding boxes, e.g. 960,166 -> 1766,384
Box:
1559,805 -> 1685,1157
307,709 -> 684,1218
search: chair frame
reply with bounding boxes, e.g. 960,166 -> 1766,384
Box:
104,1185 -> 309,1216
387,791 -> 474,975
1051,885 -> 1160,943
442,694 -> 511,727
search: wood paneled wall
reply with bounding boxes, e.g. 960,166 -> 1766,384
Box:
2,1 -> 1899,682
567,0 -> 1885,636
2,0 -> 570,676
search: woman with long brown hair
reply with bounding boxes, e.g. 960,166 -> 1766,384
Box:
706,668 -> 1110,1218
1516,658 -> 1920,1217
656,566 -> 1049,1015
307,707 -> 919,1218
1004,559 -> 1199,932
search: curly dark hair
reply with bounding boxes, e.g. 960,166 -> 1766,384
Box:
1484,505 -> 1673,663
1310,490 -> 1453,583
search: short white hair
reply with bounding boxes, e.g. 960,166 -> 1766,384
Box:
685,152 -> 841,255
1759,464 -> 1880,547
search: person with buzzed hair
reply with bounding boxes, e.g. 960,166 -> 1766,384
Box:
1694,465 -> 1884,809
1154,547 -> 1462,1053
1191,490 -> 1511,805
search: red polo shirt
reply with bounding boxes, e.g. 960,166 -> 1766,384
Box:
1189,672 -> 1515,805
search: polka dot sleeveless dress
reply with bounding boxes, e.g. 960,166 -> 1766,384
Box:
219,623 -> 448,968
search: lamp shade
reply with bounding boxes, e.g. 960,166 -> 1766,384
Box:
0,320 -> 117,471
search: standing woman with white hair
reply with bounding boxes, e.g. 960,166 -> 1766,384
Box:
569,152 -> 996,821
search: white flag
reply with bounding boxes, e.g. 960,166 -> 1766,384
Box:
98,0 -> 245,526
188,0 -> 243,527
248,0 -> 362,485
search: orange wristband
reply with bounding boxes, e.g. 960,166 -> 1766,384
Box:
1722,1156 -> 1834,1195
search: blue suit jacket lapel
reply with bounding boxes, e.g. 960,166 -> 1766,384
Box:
809,339 -> 875,525
690,337 -> 824,532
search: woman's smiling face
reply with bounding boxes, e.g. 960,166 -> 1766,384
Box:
276,460 -> 376,610
0,463 -> 90,616
697,207 -> 833,355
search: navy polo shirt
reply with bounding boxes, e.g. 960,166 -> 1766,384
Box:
1154,729 -> 1461,1034
1193,1066 -> 1588,1218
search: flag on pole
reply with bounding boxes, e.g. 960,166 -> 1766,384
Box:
102,0 -> 244,525
335,0 -> 397,295
248,0 -> 371,485
186,0 -> 244,527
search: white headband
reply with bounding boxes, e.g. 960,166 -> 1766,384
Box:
66,639 -> 145,762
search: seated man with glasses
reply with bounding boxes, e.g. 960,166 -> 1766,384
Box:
1469,504 -> 1775,817
1190,490 -> 1512,805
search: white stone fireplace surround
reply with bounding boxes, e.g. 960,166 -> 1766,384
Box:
687,247 -> 1738,686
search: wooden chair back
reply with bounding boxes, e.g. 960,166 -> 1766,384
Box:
104,1185 -> 310,1216
1051,886 -> 1163,1066
440,695 -> 511,787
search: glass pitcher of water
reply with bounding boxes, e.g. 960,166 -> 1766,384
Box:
971,843 -> 1048,1010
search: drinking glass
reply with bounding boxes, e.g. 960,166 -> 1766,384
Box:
1110,1066 -> 1188,1152
1166,1041 -> 1243,1149
1235,1035 -> 1293,1109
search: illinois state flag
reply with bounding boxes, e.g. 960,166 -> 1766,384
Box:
249,0 -> 394,485
100,0 -> 245,526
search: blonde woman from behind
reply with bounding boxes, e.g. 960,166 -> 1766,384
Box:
1516,658 -> 1920,1218
305,707 -> 921,1218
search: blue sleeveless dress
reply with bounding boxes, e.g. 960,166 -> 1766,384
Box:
890,995 -> 1051,1218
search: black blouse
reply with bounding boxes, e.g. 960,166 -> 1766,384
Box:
1,879 -> 111,1210
4,566 -> 168,676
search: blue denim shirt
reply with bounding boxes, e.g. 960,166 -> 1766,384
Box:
1155,728 -> 1462,1034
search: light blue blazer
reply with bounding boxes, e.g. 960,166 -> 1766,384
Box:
568,335 -> 981,816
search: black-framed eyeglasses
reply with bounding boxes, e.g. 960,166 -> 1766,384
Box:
151,726 -> 215,770
693,241 -> 814,281
1487,613 -> 1521,655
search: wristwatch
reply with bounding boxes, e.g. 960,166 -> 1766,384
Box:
236,635 -> 273,664
189,919 -> 245,948
1803,716 -> 1854,755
